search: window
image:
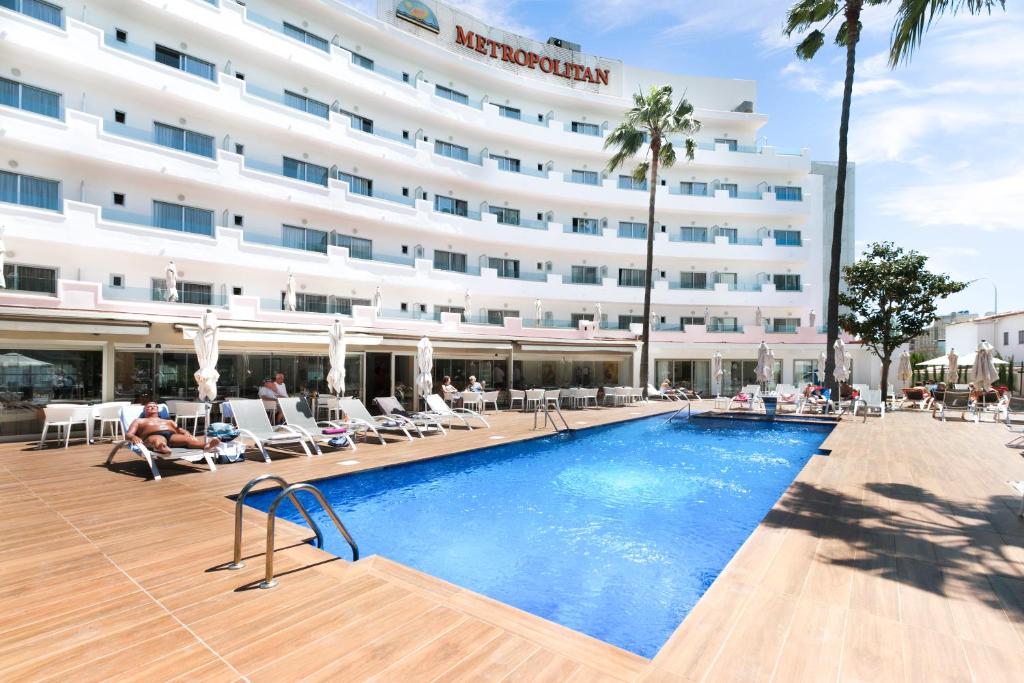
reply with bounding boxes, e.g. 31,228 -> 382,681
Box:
338,172 -> 372,196
1004,331 -> 1010,345
434,196 -> 468,217
233,214 -> 243,226
286,292 -> 328,313
342,110 -> 373,134
570,121 -> 600,136
714,138 -> 738,151
154,122 -> 214,158
109,274 -> 124,288
282,225 -> 328,253
773,274 -> 801,291
351,52 -> 374,70
282,22 -> 328,52
775,186 -> 803,201
489,206 -> 520,225
114,110 -> 126,124
570,313 -> 594,326
618,268 -> 646,287
774,229 -> 802,246
571,217 -> 600,235
115,28 -> 127,42
112,192 -> 125,206
679,272 -> 708,289
497,105 -> 520,120
710,317 -> 740,332
715,272 -> 737,287
491,155 -> 520,173
487,309 -> 518,325
617,221 -> 647,239
152,200 -> 213,235
0,77 -> 61,118
154,44 -> 216,82
2,263 -> 56,293
283,91 -> 329,119
488,257 -> 520,279
719,183 -> 738,197
433,250 -> 467,273
335,233 -> 372,260
435,140 -> 469,161
333,297 -> 371,315
680,182 -> 708,196
0,170 -> 60,210
772,318 -> 801,332
679,227 -> 708,242
234,143 -> 244,155
571,266 -> 598,284
282,157 -> 328,186
2,0 -> 62,27
680,316 -> 705,328
436,85 -> 469,105
570,169 -> 599,185
151,278 -> 212,305
617,175 -> 647,191
618,315 -> 644,330
1019,330 -> 1024,344
435,305 -> 465,321
715,227 -> 738,244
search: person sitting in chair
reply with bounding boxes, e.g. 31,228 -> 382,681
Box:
126,402 -> 219,455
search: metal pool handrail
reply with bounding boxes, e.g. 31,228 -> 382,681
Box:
228,474 -> 324,570
662,398 -> 692,423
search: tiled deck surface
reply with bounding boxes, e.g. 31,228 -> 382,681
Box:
1,404 -> 1022,682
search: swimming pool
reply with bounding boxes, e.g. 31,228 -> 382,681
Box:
245,415 -> 831,657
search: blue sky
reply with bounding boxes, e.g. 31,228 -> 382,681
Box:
351,1 -> 1023,315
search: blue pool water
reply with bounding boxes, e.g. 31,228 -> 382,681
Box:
245,415 -> 831,657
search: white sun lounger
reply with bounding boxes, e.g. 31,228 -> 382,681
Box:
105,405 -> 217,480
277,397 -> 356,453
374,397 -> 447,436
228,399 -> 315,462
424,394 -> 490,430
338,397 -> 416,443
647,384 -> 681,401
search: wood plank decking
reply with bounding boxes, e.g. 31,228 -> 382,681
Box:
1,403 -> 1022,681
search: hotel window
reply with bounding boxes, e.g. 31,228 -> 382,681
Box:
154,122 -> 214,158
571,266 -> 598,284
617,175 -> 647,191
679,272 -> 708,289
338,172 -> 372,196
680,182 -> 708,196
491,155 -> 520,173
435,305 -> 465,321
570,169 -> 599,185
3,0 -> 62,27
435,140 -> 470,161
771,317 -> 801,332
0,170 -> 60,211
433,250 -> 467,273
679,227 -> 708,242
282,157 -> 328,186
570,313 -> 594,326
571,217 -> 600,235
714,138 -> 738,151
1019,330 -> 1024,344
775,186 -> 803,201
0,77 -> 61,118
774,229 -> 802,246
284,91 -> 329,119
2,263 -> 56,294
618,268 -> 646,288
1004,331 -> 1010,345
154,44 -> 216,82
282,225 -> 328,253
335,234 -> 372,260
486,309 -> 519,325
618,315 -> 644,329
570,121 -> 601,136
497,105 -> 521,120
434,196 -> 468,217
351,52 -> 374,70
617,221 -> 647,239
710,317 -> 740,332
773,274 -> 801,291
489,206 -> 520,225
152,200 -> 213,235
715,227 -> 738,243
342,110 -> 373,134
286,292 -> 328,313
489,257 -> 520,279
333,297 -> 371,315
436,85 -> 469,105
714,272 -> 737,287
719,183 -> 738,197
794,359 -> 819,385
282,22 -> 328,52
680,316 -> 705,328
151,279 -> 212,305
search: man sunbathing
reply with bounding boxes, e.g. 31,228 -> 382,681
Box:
127,402 -> 219,454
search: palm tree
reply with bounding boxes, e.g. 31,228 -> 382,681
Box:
605,85 -> 700,394
889,0 -> 1005,65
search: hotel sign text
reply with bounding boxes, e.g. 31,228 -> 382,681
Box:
454,26 -> 610,86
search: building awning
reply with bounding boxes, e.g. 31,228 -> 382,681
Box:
517,344 -> 637,354
180,328 -> 383,347
0,319 -> 149,336
385,339 -> 513,351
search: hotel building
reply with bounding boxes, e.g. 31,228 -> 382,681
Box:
0,0 -> 870,439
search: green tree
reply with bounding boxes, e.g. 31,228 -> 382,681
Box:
838,242 -> 966,395
605,85 -> 700,393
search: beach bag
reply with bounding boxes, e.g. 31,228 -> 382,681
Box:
207,422 -> 239,441
215,441 -> 246,464
327,435 -> 351,448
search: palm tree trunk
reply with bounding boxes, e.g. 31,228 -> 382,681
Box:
824,1 -> 861,403
640,141 -> 660,394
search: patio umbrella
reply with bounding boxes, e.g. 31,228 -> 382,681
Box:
916,351 -> 1007,368
192,309 -> 219,401
755,341 -> 772,385
593,302 -> 602,325
971,341 -> 998,391
326,319 -> 347,396
946,348 -> 959,384
833,338 -> 850,383
754,307 -> 763,328
0,232 -> 6,288
373,285 -> 383,314
818,350 -> 827,384
809,309 -> 816,328
284,273 -> 297,311
534,298 -> 543,325
710,352 -> 723,396
165,260 -> 178,302
896,349 -> 912,388
464,289 -> 471,319
768,348 -> 777,387
416,336 -> 433,402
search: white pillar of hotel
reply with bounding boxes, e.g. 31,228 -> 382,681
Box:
0,0 -> 865,439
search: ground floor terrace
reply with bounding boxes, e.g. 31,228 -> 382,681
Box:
1,403 -> 1023,682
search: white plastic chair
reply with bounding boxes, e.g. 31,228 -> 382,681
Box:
175,402 -> 209,435
461,392 -> 484,413
854,389 -> 886,420
316,395 -> 342,422
92,401 -> 131,442
508,389 -> 525,411
525,389 -> 544,411
39,404 -> 92,449
481,391 -> 500,413
543,389 -> 560,409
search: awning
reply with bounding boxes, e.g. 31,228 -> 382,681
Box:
917,351 -> 1008,367
384,339 -> 513,350
180,328 -> 383,346
0,320 -> 149,336
518,344 -> 637,353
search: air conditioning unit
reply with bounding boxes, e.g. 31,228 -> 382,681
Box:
546,37 -> 582,52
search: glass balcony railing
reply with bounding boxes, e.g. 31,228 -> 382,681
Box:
102,284 -> 228,307
707,323 -> 744,333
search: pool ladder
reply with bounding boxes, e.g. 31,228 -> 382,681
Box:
534,401 -> 570,433
663,398 -> 693,424
229,474 -> 359,589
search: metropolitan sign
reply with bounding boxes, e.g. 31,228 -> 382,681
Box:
454,26 -> 611,86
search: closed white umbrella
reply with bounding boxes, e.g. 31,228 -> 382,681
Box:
710,352 -> 723,396
896,349 -> 912,388
192,309 -> 219,401
833,338 -> 850,383
165,260 -> 179,302
0,231 -> 6,288
534,298 -> 543,325
754,307 -> 763,328
971,341 -> 998,391
593,302 -> 602,326
768,348 -> 776,387
809,309 -> 816,328
373,285 -> 383,314
284,273 -> 297,311
464,289 -> 471,319
818,350 -> 828,385
416,337 -> 433,403
326,319 -> 347,396
946,348 -> 959,384
755,341 -> 772,385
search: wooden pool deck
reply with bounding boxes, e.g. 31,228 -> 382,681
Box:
1,404 -> 1023,681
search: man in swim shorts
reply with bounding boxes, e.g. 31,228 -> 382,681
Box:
126,402 -> 220,454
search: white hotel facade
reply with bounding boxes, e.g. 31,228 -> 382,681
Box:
0,0 -> 870,438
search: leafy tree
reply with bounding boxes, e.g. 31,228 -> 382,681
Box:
838,242 -> 966,395
605,86 -> 700,393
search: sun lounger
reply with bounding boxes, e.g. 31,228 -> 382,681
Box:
728,385 -> 762,411
424,393 -> 490,430
647,385 -> 681,401
228,399 -> 315,462
338,397 -> 415,443
374,396 -> 446,436
935,391 -> 973,422
1005,397 -> 1024,448
277,397 -> 356,453
853,389 -> 886,420
105,405 -> 217,480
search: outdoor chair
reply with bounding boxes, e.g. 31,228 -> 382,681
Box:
727,385 -> 762,411
105,405 -> 217,480
461,392 -> 484,412
337,397 -> 416,443
853,389 -> 886,420
374,396 -> 446,436
174,401 -> 210,435
424,394 -> 490,430
228,398 -> 315,462
39,404 -> 92,449
508,389 -> 525,411
899,387 -> 932,410
524,389 -> 544,411
91,401 -> 131,442
277,397 -> 356,452
316,395 -> 342,422
935,391 -> 973,422
481,391 -> 500,413
647,384 -> 677,401
1005,397 -> 1024,448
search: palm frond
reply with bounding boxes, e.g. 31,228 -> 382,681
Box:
889,0 -> 1004,66
796,29 -> 826,59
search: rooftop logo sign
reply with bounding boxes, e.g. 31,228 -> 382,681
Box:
454,25 -> 610,87
396,0 -> 439,33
